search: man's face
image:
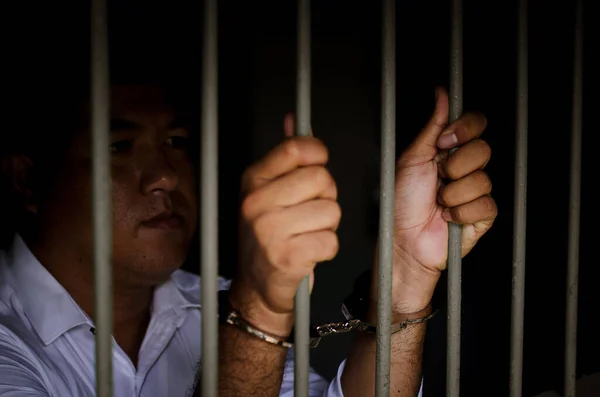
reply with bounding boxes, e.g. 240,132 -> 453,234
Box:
36,84 -> 197,286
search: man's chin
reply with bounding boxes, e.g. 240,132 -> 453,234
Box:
114,235 -> 191,284
117,261 -> 183,288
137,230 -> 191,252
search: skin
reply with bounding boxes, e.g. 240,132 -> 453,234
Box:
220,87 -> 496,396
8,84 -> 197,365
5,84 -> 496,396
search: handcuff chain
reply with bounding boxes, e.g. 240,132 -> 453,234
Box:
313,309 -> 439,337
314,319 -> 362,337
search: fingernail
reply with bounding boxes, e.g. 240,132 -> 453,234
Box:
441,209 -> 452,222
438,130 -> 458,148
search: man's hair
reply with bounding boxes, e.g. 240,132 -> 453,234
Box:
5,0 -> 200,158
1,1 -> 201,247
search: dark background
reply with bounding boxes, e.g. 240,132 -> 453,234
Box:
3,0 -> 597,396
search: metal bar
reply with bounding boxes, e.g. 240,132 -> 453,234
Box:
509,0 -> 528,395
564,1 -> 583,395
201,0 -> 219,395
91,0 -> 112,395
376,0 -> 395,396
294,0 -> 311,395
446,0 -> 463,395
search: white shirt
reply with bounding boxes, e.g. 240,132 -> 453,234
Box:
0,235 -> 346,396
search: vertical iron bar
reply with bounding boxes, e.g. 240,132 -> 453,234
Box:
564,0 -> 583,395
201,0 -> 219,395
509,0 -> 528,395
91,0 -> 112,395
376,0 -> 395,395
446,0 -> 463,395
294,0 -> 311,395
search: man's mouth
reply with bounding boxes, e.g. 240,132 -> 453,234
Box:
141,212 -> 185,230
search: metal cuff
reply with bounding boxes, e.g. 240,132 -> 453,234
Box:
223,310 -> 293,349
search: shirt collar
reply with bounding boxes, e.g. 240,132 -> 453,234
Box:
1,234 -> 91,345
0,234 -> 200,346
151,271 -> 201,317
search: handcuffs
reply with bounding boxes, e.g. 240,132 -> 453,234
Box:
218,269 -> 438,348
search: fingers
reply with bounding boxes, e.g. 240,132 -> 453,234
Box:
438,139 -> 496,225
441,195 -> 497,225
398,87 -> 449,166
242,165 -> 337,219
251,200 -> 341,270
282,230 -> 340,269
439,138 -> 491,180
437,111 -> 488,149
241,118 -> 341,269
242,136 -> 328,193
437,170 -> 492,208
252,199 -> 341,244
399,87 -> 488,169
436,122 -> 497,242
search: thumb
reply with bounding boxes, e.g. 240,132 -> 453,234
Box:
284,113 -> 295,137
400,87 -> 449,164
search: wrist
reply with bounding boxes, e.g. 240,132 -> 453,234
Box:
390,265 -> 439,313
362,296 -> 434,324
395,247 -> 440,312
228,281 -> 294,338
370,248 -> 441,314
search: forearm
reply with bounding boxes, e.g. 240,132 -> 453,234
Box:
218,322 -> 288,396
192,281 -> 294,397
340,320 -> 426,396
191,323 -> 289,397
340,248 -> 432,396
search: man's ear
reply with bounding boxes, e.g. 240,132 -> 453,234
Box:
1,155 -> 38,214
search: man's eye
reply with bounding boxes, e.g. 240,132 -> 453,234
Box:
165,136 -> 189,150
110,140 -> 133,153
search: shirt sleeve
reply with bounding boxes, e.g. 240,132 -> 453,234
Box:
0,327 -> 50,396
279,352 -> 424,397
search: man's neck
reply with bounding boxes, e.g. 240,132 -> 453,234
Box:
24,232 -> 153,366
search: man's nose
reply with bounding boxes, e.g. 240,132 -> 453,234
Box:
140,152 -> 179,195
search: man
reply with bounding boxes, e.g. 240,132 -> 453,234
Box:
0,78 -> 495,396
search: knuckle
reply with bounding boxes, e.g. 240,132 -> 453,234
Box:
311,166 -> 332,186
479,113 -> 489,129
323,199 -> 341,217
324,232 -> 340,259
473,170 -> 492,193
331,202 -> 342,223
452,206 -> 465,222
283,139 -> 301,160
328,179 -> 339,200
316,139 -> 330,161
309,232 -> 339,263
463,112 -> 486,130
482,196 -> 498,217
473,112 -> 488,130
252,212 -> 277,242
240,193 -> 258,220
474,139 -> 492,160
315,200 -> 342,227
265,242 -> 286,267
240,167 -> 257,193
323,169 -> 335,189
